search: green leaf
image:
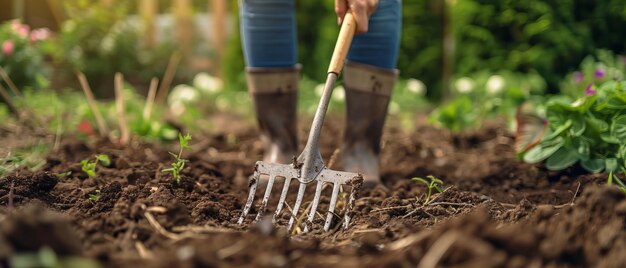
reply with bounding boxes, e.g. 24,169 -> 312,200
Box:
585,116 -> 609,132
569,117 -> 586,136
523,137 -> 564,164
411,177 -> 429,185
546,146 -> 579,171
574,139 -> 590,160
605,158 -> 619,172
600,133 -> 621,144
544,119 -> 572,140
610,115 -> 626,140
95,154 -> 110,167
581,158 -> 604,173
178,133 -> 192,150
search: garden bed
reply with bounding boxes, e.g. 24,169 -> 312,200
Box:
1,116 -> 624,267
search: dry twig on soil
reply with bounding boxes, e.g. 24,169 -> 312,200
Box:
143,77 -> 159,120
156,52 -> 182,104
77,72 -> 109,137
0,66 -> 22,97
114,73 -> 130,145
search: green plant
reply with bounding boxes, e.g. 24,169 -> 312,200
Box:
0,20 -> 51,90
80,154 -> 110,177
607,171 -> 626,194
520,80 -> 626,173
429,70 -> 546,132
88,190 -> 101,202
162,133 -> 192,184
412,175 -> 444,204
0,143 -> 49,176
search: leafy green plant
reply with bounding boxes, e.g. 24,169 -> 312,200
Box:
80,154 -> 110,177
412,175 -> 444,204
429,71 -> 546,132
162,133 -> 192,184
520,80 -> 626,174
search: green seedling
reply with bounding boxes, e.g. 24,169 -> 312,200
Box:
54,171 -> 72,179
607,171 -> 626,194
88,190 -> 101,202
412,175 -> 444,205
162,133 -> 192,184
80,154 -> 111,177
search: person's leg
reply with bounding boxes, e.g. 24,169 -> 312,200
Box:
341,0 -> 402,185
240,0 -> 299,163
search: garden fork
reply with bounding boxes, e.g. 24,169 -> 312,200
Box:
238,13 -> 363,232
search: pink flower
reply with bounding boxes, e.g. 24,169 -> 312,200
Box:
594,69 -> 605,79
17,25 -> 29,39
30,28 -> 51,42
9,20 -> 21,32
573,71 -> 584,84
2,40 -> 14,56
585,83 -> 596,96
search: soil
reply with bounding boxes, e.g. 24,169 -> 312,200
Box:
0,115 -> 625,268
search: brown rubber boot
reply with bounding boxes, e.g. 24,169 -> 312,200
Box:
340,61 -> 398,186
247,65 -> 300,164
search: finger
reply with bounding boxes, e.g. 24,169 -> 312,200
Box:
350,1 -> 369,33
335,0 -> 347,25
368,0 -> 379,16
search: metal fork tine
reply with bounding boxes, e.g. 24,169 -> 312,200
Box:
287,183 -> 307,231
303,180 -> 323,233
238,171 -> 259,224
323,183 -> 341,231
273,177 -> 292,221
254,173 -> 276,222
343,176 -> 363,229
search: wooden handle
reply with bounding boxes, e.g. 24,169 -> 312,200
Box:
328,12 -> 357,74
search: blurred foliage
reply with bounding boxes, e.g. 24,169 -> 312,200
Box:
560,49 -> 626,98
46,0 -> 176,97
223,0 -> 626,101
451,0 -> 625,94
429,71 -> 546,132
0,20 -> 51,90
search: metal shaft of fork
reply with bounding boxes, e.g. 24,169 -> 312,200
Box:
298,72 -> 338,184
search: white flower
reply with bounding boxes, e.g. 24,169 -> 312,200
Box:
100,35 -> 115,54
168,84 -> 199,105
406,78 -> 426,95
455,77 -> 474,93
332,86 -> 345,101
314,83 -> 324,96
193,72 -> 222,94
486,75 -> 505,95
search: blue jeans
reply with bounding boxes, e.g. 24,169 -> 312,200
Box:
239,0 -> 402,70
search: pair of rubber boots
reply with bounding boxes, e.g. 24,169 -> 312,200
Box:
247,62 -> 397,187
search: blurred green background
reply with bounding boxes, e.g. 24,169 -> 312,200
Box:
0,0 -> 625,134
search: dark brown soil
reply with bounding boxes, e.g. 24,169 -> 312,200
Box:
0,115 -> 624,268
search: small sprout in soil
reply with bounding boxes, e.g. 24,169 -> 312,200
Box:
81,154 -> 111,177
54,171 -> 72,179
162,133 -> 192,185
88,190 -> 101,202
607,171 -> 626,194
412,175 -> 444,205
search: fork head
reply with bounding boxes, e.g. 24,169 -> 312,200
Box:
238,161 -> 363,232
